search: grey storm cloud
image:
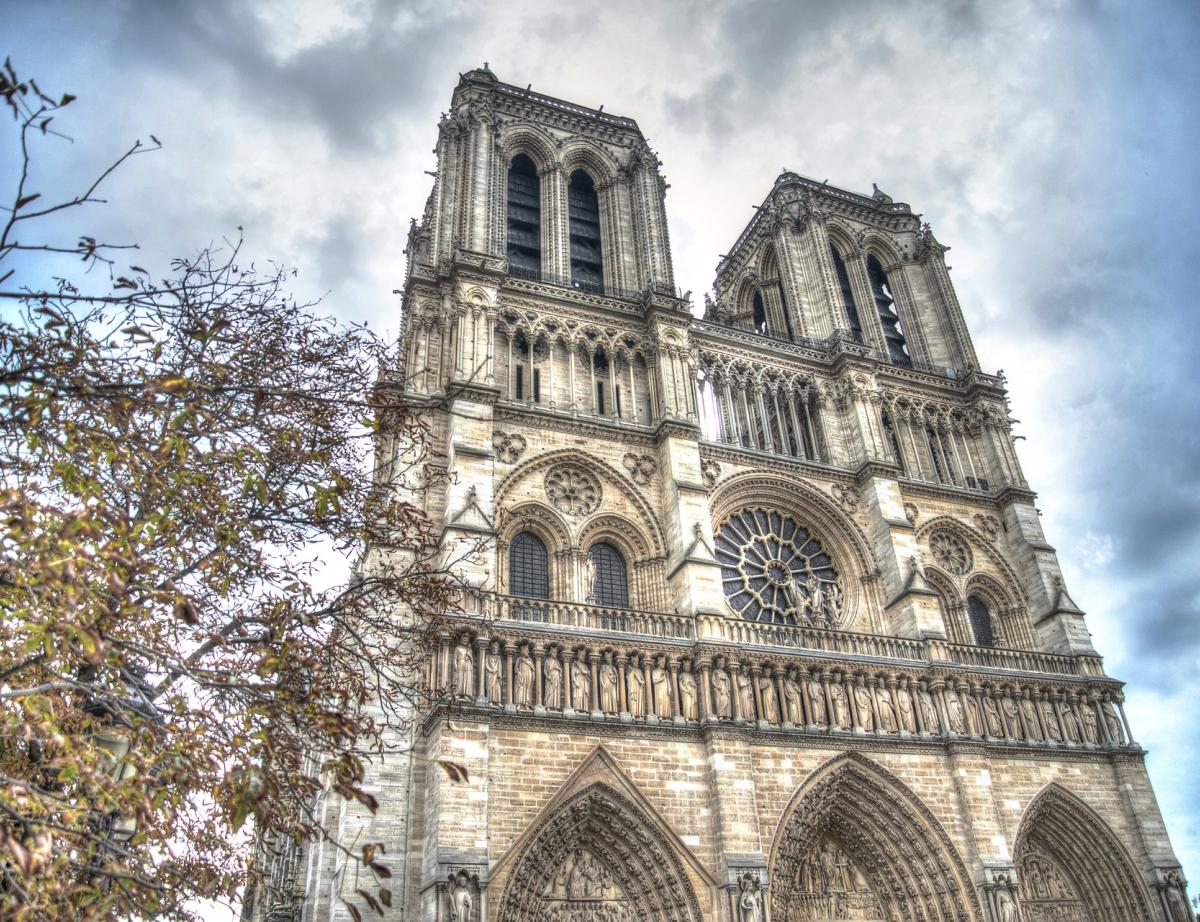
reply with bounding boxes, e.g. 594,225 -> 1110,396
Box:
7,0 -> 1200,909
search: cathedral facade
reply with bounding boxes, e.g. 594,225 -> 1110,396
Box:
284,68 -> 1192,922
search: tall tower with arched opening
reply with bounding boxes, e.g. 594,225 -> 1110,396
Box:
261,67 -> 1191,922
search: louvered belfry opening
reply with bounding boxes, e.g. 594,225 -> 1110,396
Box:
830,246 -> 864,342
867,254 -> 911,366
506,154 -> 541,280
752,290 -> 769,335
568,169 -> 604,294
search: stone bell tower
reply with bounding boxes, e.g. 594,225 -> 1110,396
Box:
260,68 -> 1191,922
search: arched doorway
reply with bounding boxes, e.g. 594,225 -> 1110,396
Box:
1015,784 -> 1154,922
769,753 -> 982,922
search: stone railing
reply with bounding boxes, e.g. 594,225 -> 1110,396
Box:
430,621 -> 1135,754
461,595 -> 1102,679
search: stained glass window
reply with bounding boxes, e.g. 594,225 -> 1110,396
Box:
509,532 -> 549,599
588,542 -> 628,609
715,509 -> 839,625
967,595 -> 995,647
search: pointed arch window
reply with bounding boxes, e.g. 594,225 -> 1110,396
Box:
509,532 -> 549,599
752,290 -> 769,335
966,594 -> 995,647
588,542 -> 628,609
867,254 -> 911,366
568,170 -> 604,294
506,154 -> 541,280
830,246 -> 864,342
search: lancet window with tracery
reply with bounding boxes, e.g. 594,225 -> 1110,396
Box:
506,154 -> 541,279
715,509 -> 840,625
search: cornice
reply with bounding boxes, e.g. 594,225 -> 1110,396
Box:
493,402 -> 657,447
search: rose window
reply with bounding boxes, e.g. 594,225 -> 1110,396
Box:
544,465 -> 601,517
715,509 -> 840,625
929,528 -> 972,575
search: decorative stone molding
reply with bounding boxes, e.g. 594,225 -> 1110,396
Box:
621,452 -> 657,486
830,483 -> 857,512
929,527 -> 972,576
544,464 -> 602,517
904,502 -> 920,525
974,513 -> 1002,541
700,459 -> 721,490
493,430 -> 528,463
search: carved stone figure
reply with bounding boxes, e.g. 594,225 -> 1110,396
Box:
543,651 -> 562,709
1042,700 -> 1062,741
599,652 -> 618,714
1020,697 -> 1040,741
876,687 -> 897,732
1102,699 -> 1125,744
514,645 -> 534,709
984,696 -> 1003,737
996,886 -> 1017,922
652,656 -> 671,717
807,677 -> 827,725
947,692 -> 966,734
570,654 -> 590,711
826,582 -> 842,622
898,688 -> 916,732
679,668 -> 697,720
1081,702 -> 1099,744
919,689 -> 938,732
484,641 -> 502,703
453,638 -> 475,698
712,665 -> 732,719
1059,702 -> 1081,742
783,672 -> 803,724
736,669 -> 755,721
448,870 -> 474,922
1001,695 -> 1021,738
627,656 -> 645,717
963,694 -> 980,735
855,686 -> 875,731
759,674 -> 779,723
831,682 -> 850,729
737,874 -> 762,922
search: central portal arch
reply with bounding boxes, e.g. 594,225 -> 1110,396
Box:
491,749 -> 710,922
769,752 -> 983,922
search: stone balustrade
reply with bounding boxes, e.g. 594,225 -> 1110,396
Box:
429,615 -> 1134,754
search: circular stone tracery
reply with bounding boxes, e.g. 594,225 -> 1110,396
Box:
715,508 -> 840,625
544,465 -> 602,517
929,528 -> 972,575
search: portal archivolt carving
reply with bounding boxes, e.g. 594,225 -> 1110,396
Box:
770,752 -> 982,922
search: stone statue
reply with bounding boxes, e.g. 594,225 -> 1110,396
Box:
1059,702 -> 1081,742
807,573 -> 825,622
679,668 -> 697,720
947,692 -> 966,734
585,554 -> 597,604
1042,701 -> 1062,741
963,694 -> 980,735
1001,695 -> 1021,738
484,641 -> 502,703
898,689 -> 916,732
453,638 -> 475,698
996,886 -> 1017,922
876,687 -> 897,732
543,651 -> 562,709
1102,699 -> 1125,744
1081,702 -> 1099,744
831,682 -> 850,730
737,874 -> 762,922
919,690 -> 938,732
652,656 -> 672,717
571,654 -> 590,711
983,696 -> 1003,737
599,652 -> 618,714
736,669 -> 755,721
448,870 -> 473,922
783,671 -> 803,724
1020,697 -> 1040,741
855,686 -> 875,731
712,664 -> 732,719
514,645 -> 534,709
826,582 -> 842,621
627,656 -> 645,716
759,674 -> 779,723
807,677 -> 827,725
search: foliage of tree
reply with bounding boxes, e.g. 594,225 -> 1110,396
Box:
0,59 -> 454,920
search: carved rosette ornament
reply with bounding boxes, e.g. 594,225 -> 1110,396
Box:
545,465 -> 602,517
493,430 -> 528,464
622,452 -> 657,486
830,483 -> 857,512
904,502 -> 920,525
929,528 -> 972,575
973,513 -> 1001,541
701,459 -> 721,490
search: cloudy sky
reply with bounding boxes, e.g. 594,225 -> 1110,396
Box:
8,0 -> 1199,910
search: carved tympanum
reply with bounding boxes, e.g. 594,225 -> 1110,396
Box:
1018,850 -> 1087,922
541,847 -> 635,922
545,465 -> 602,517
787,835 -> 883,921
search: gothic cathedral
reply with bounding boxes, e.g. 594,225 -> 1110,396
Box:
279,68 -> 1192,922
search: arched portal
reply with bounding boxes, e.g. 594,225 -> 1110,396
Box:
770,753 -> 982,922
1015,784 -> 1154,922
493,774 -> 707,922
